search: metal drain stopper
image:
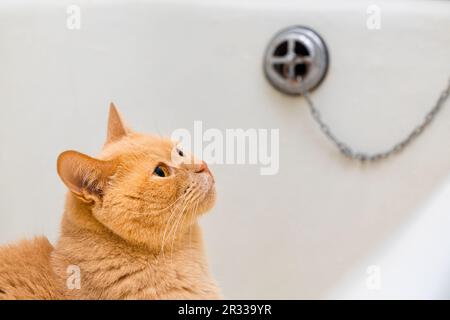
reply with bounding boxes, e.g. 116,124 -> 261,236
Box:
264,26 -> 329,95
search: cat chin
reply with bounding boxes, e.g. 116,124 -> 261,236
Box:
197,186 -> 216,215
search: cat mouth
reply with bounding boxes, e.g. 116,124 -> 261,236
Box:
204,172 -> 215,192
206,170 -> 215,184
192,176 -> 215,213
202,179 -> 216,204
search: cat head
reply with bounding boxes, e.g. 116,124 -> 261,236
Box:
57,103 -> 216,248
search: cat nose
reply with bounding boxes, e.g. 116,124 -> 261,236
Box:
195,160 -> 209,173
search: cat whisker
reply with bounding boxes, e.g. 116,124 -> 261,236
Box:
159,186 -> 197,255
159,192 -> 190,258
166,187 -> 199,242
156,184 -> 198,215
164,186 -> 201,262
168,200 -> 191,263
153,190 -> 192,213
179,192 -> 203,250
188,199 -> 200,247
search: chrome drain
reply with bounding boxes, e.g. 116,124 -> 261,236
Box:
264,26 -> 329,95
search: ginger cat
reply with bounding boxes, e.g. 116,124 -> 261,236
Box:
0,104 -> 221,300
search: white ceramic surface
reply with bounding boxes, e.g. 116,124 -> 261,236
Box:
0,0 -> 449,299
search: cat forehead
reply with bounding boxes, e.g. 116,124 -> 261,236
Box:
100,133 -> 175,160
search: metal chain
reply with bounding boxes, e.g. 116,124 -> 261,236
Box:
300,77 -> 450,162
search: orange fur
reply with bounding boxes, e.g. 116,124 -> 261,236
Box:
0,237 -> 63,299
0,104 -> 221,299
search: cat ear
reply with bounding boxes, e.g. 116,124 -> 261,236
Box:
106,102 -> 130,144
57,150 -> 116,203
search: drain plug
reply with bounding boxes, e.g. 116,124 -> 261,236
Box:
264,26 -> 329,95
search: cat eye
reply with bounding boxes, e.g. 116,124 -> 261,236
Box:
177,148 -> 184,157
153,165 -> 169,178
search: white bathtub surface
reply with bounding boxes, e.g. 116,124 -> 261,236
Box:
1,0 -> 450,298
328,175 -> 450,299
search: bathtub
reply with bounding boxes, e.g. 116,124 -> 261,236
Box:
0,0 -> 449,299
